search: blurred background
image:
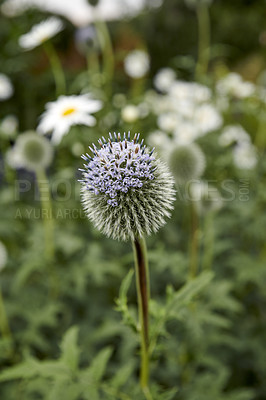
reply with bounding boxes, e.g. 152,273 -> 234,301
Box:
1,0 -> 266,399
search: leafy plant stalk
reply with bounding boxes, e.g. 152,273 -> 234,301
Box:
132,236 -> 153,400
43,41 -> 66,97
202,212 -> 214,271
36,169 -> 58,295
195,0 -> 211,80
189,200 -> 200,279
95,20 -> 115,94
0,287 -> 11,339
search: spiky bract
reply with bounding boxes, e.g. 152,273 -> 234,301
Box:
80,132 -> 176,241
168,143 -> 206,185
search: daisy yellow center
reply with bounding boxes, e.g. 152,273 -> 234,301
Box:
62,107 -> 76,117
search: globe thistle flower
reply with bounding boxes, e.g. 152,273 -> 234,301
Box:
189,181 -> 223,215
79,132 -> 175,241
0,74 -> 13,101
0,241 -> 8,272
124,50 -> 150,79
168,144 -> 206,185
37,94 -> 103,145
19,17 -> 64,51
6,131 -> 53,172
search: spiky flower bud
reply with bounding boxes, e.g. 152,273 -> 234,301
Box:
79,132 -> 176,241
6,131 -> 53,172
168,143 -> 206,185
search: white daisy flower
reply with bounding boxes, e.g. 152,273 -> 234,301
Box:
124,50 -> 150,79
0,74 -> 13,100
154,68 -> 176,93
37,94 -> 103,145
233,143 -> 257,170
19,17 -> 64,50
2,0 -> 161,27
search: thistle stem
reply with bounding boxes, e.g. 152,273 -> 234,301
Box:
43,41 -> 66,97
132,236 -> 153,400
195,0 -> 211,80
0,287 -> 11,339
36,169 -> 58,296
94,20 -> 114,95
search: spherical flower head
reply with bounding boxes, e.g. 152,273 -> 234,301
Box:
0,73 -> 13,101
7,131 -> 53,172
37,94 -> 103,145
19,17 -> 64,50
0,241 -> 8,272
79,132 -> 176,241
168,144 -> 206,185
124,50 -> 150,79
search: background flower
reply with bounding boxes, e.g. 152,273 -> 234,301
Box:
19,17 -> 64,50
37,94 -> 103,144
0,74 -> 13,100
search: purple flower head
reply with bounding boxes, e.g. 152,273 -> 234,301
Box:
79,132 -> 156,207
79,132 -> 176,241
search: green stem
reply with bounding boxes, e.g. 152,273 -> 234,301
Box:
94,20 -> 115,94
195,1 -> 211,80
255,108 -> 266,150
36,169 -> 58,295
189,200 -> 199,279
132,236 -> 153,400
202,212 -> 214,271
43,41 -> 66,97
0,287 -> 11,339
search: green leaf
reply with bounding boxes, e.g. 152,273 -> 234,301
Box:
83,347 -> 113,384
60,326 -> 80,372
0,358 -> 68,382
167,271 -> 214,312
